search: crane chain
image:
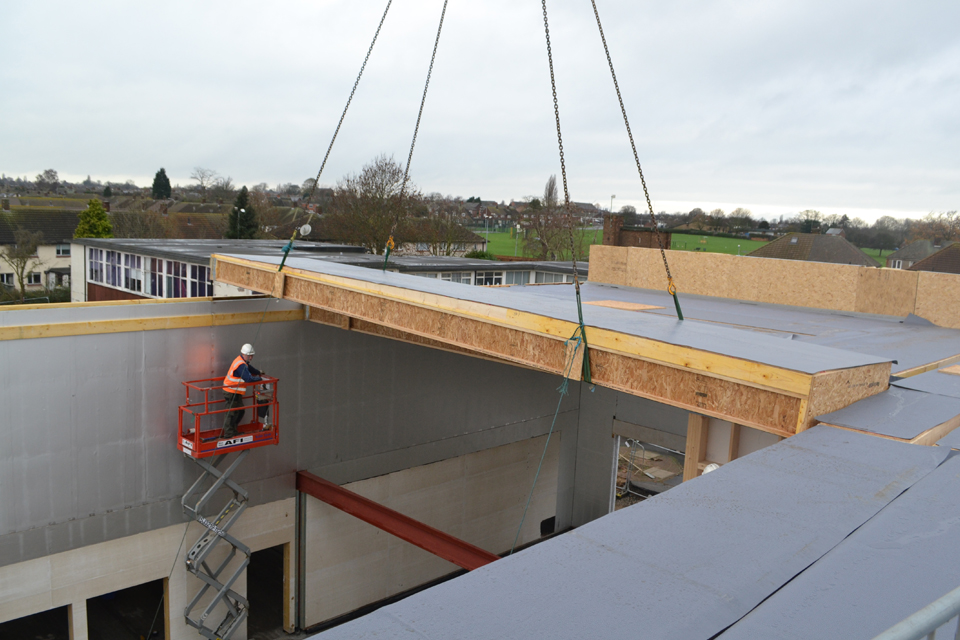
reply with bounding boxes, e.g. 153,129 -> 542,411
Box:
303,0 -> 394,208
588,0 -> 677,297
540,0 -> 579,286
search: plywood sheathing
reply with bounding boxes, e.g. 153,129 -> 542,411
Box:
801,363 -> 891,433
589,246 -> 960,329
942,365 -> 960,377
584,300 -> 665,312
915,271 -> 960,329
215,256 -> 886,437
854,268 -> 919,316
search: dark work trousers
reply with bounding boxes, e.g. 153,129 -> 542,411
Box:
222,391 -> 245,437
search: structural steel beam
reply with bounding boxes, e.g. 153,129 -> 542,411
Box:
296,471 -> 499,571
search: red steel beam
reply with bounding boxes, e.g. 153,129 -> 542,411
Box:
297,470 -> 499,571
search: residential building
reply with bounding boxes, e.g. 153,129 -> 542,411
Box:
747,232 -> 880,266
886,239 -> 956,269
907,241 -> 960,274
0,210 -> 78,290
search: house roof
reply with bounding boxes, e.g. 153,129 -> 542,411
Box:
888,239 -> 955,263
907,242 -> 960,273
747,232 -> 879,266
403,219 -> 486,244
0,210 -> 80,244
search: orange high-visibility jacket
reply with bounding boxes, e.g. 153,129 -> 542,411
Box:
223,355 -> 249,395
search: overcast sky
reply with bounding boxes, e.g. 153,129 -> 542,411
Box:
2,0 -> 958,222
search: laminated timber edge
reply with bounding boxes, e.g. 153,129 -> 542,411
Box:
214,255 -> 891,437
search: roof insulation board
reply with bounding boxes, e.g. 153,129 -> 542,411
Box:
717,452 -> 960,639
892,368 -> 960,399
816,386 -> 960,440
513,279 -> 960,376
313,427 -> 948,640
220,254 -> 890,375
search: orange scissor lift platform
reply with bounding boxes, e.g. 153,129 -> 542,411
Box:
177,376 -> 280,459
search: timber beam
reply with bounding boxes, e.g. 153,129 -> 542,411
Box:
214,255 -> 890,437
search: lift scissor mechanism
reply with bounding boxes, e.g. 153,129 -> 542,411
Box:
178,377 -> 280,639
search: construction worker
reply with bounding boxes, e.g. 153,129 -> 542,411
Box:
222,343 -> 262,438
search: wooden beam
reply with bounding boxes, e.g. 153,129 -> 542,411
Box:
683,414 -> 710,482
214,255 -> 891,437
297,471 -> 498,571
0,308 -> 304,342
728,423 -> 742,463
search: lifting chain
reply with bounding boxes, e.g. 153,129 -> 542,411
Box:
588,0 -> 683,319
303,0 -> 394,207
539,0 -> 580,287
383,0 -> 449,269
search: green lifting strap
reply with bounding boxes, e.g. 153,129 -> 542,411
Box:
573,285 -> 592,384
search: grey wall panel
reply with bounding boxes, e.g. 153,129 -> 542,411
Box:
612,393 -> 689,438
0,298 -> 595,567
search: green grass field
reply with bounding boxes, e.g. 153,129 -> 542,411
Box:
471,228 -> 887,262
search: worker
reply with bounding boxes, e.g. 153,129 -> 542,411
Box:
222,343 -> 262,438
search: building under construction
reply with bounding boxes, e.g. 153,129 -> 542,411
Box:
3,243 -> 960,639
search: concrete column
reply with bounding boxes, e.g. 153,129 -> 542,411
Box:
68,600 -> 88,640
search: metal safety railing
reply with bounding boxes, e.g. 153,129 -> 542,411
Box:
177,376 -> 280,459
872,585 -> 960,640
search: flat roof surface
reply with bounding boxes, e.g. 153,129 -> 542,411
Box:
314,428 -> 949,640
508,278 -> 960,376
220,254 -> 892,375
893,368 -> 960,399
816,386 -> 960,440
717,452 -> 960,639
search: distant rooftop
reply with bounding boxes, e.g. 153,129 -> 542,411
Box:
747,232 -> 879,267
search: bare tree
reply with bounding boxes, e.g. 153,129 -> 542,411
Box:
190,167 -> 218,202
111,212 -> 174,239
210,176 -> 236,203
523,175 -> 587,261
1,228 -> 44,302
325,155 -> 421,255
35,169 -> 59,193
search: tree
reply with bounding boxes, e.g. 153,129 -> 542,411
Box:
190,167 -> 218,202
112,212 -> 173,238
211,176 -> 236,203
225,187 -> 258,239
1,228 -> 44,302
908,211 -> 960,245
151,168 -> 172,200
35,169 -> 59,193
103,185 -> 112,198
74,199 -> 113,238
523,175 -> 587,261
301,178 -> 318,198
758,220 -> 770,230
325,155 -> 421,255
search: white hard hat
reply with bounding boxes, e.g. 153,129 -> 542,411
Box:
241,343 -> 255,356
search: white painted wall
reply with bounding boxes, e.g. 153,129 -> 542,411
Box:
303,435 -> 560,627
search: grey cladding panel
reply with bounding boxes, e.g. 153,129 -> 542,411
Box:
893,368 -> 960,399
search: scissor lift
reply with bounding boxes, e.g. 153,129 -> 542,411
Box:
178,377 -> 280,640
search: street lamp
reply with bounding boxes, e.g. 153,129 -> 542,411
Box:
610,194 -> 616,213
514,223 -> 521,256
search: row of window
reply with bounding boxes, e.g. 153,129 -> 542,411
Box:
0,273 -> 42,285
88,249 -> 212,298
414,270 -> 573,286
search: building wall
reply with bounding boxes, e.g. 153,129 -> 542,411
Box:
0,243 -> 71,290
303,436 -> 559,626
0,295 -> 692,636
87,281 -> 147,301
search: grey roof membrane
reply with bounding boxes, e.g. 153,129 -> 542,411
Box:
717,452 -> 960,639
816,386 -> 960,440
514,279 -> 960,376
223,254 -> 890,375
893,368 -> 960,399
314,427 -> 949,640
